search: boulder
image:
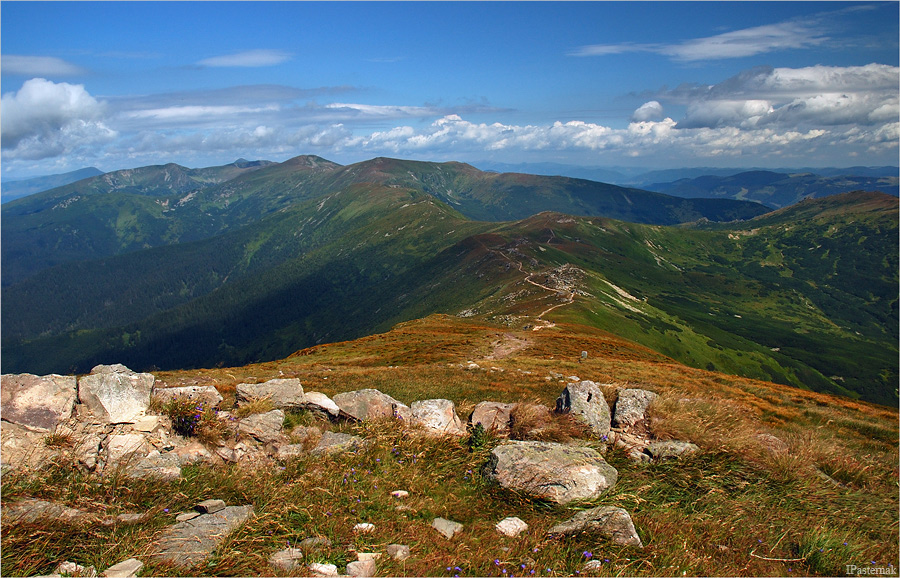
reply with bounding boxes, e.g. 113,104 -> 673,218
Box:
483,441 -> 617,504
153,386 -> 223,408
333,389 -> 412,422
432,517 -> 463,539
411,399 -> 466,436
149,505 -> 254,567
470,401 -> 517,433
646,440 -> 699,460
311,431 -> 364,455
269,548 -> 303,572
612,388 -> 658,428
303,391 -> 341,419
235,378 -> 305,410
496,516 -> 529,537
78,364 -> 153,424
237,409 -> 285,444
555,381 -> 611,437
0,373 -> 77,432
547,505 -> 643,547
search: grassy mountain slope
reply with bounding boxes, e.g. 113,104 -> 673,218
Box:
646,170 -> 899,208
3,187 -> 896,404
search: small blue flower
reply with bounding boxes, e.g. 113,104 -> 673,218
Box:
494,559 -> 501,566
163,508 -> 169,513
582,551 -> 592,559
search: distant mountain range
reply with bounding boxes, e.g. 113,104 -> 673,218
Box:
1,167 -> 105,203
2,155 -> 896,406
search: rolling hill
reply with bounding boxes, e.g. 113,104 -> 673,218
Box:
2,153 -> 896,407
0,167 -> 105,203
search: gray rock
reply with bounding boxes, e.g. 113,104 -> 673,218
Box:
269,548 -> 303,571
646,440 -> 699,460
153,385 -> 223,408
432,517 -> 463,539
105,434 -> 149,466
235,378 -> 306,410
612,388 -> 658,428
483,440 -> 617,504
130,415 -> 162,433
0,421 -> 51,470
78,364 -> 154,424
471,401 -> 517,433
311,431 -> 364,455
74,433 -> 103,470
299,536 -> 332,549
126,451 -> 182,481
101,558 -> 143,578
170,440 -> 217,466
411,399 -> 466,436
277,444 -> 307,459
386,544 -> 410,561
57,561 -> 97,577
547,505 -> 643,547
495,516 -> 528,537
2,498 -> 94,525
756,433 -> 789,454
303,391 -> 341,419
347,559 -> 377,577
333,389 -> 412,422
149,505 -> 254,567
196,499 -> 226,514
237,409 -> 285,444
555,380 -> 611,437
0,373 -> 77,432
308,563 -> 339,577
176,512 -> 201,522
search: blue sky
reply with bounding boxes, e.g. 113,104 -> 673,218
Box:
2,1 -> 898,177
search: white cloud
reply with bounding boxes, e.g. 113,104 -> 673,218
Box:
1,55 -> 86,76
1,78 -> 116,160
632,101 -> 664,122
197,49 -> 291,68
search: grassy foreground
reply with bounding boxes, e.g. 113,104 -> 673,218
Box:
2,315 -> 897,577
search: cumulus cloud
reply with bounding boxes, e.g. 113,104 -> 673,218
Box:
197,49 -> 291,67
1,78 -> 116,159
632,101 -> 665,122
2,55 -> 86,76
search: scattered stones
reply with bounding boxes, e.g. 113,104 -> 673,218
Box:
308,562 -> 339,577
612,388 -> 658,428
149,505 -> 254,567
195,499 -> 226,514
236,378 -> 306,410
410,399 -> 466,436
483,440 -> 617,504
646,440 -> 699,460
347,559 -> 377,577
237,409 -> 285,444
432,517 -> 463,539
547,505 -> 643,547
496,516 -> 529,537
386,544 -> 411,561
0,373 -> 77,432
152,385 -> 223,408
353,522 -> 376,534
100,558 -> 143,578
77,365 -> 153,424
333,389 -> 412,422
555,381 -> 611,437
57,561 -> 97,577
470,401 -> 517,433
268,547 -> 303,571
311,431 -> 364,455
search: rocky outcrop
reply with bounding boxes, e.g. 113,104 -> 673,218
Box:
547,505 -> 643,547
77,365 -> 154,424
612,388 -> 658,428
411,399 -> 466,436
235,378 -> 306,410
1,373 -> 77,432
149,505 -> 254,567
333,389 -> 412,422
483,440 -> 617,504
555,381 -> 611,437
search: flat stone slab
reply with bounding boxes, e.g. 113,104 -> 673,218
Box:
432,517 -> 463,539
153,385 -> 223,408
547,505 -> 643,547
101,558 -> 143,578
149,505 -> 254,567
236,378 -> 305,410
646,440 -> 699,460
483,440 -> 617,504
0,373 -> 77,432
2,498 -> 94,525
